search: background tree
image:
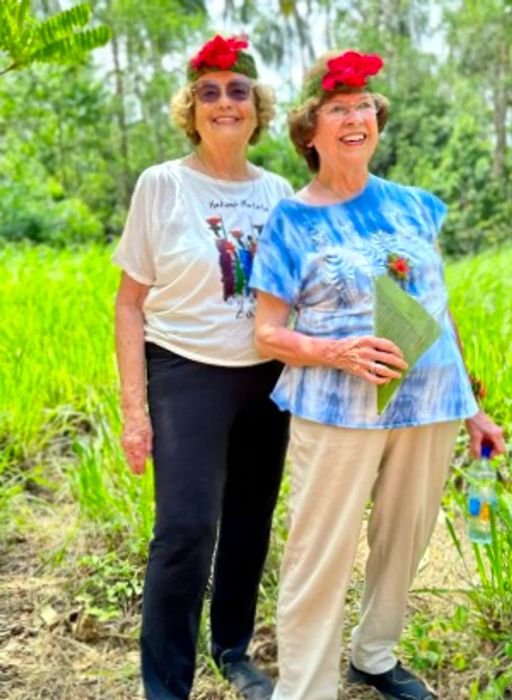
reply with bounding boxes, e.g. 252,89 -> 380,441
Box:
1,0 -> 510,255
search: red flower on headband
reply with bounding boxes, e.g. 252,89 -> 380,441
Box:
191,34 -> 249,72
322,51 -> 384,91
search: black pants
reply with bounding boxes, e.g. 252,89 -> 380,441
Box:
141,343 -> 289,700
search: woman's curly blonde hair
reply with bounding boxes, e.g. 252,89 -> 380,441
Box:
289,51 -> 390,172
171,81 -> 276,146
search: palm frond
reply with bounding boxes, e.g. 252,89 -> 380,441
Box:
16,0 -> 31,29
30,26 -> 111,64
36,4 -> 92,46
1,1 -> 111,76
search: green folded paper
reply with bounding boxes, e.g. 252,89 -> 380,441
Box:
374,275 -> 441,415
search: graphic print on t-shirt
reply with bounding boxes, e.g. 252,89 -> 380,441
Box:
205,214 -> 263,319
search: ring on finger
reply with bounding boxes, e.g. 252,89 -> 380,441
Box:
370,361 -> 379,375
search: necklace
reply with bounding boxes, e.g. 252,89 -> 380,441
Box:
192,150 -> 256,182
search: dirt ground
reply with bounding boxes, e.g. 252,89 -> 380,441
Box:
2,492 -> 498,700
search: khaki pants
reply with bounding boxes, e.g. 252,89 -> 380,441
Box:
272,416 -> 460,700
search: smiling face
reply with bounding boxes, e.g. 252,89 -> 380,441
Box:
308,91 -> 379,172
192,71 -> 258,150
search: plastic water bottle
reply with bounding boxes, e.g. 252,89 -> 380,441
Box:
467,444 -> 497,545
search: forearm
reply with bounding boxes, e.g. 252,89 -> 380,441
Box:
254,292 -> 406,379
256,323 -> 372,370
115,301 -> 147,418
256,323 -> 325,366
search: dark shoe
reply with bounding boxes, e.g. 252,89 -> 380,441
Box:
347,660 -> 438,699
220,659 -> 274,700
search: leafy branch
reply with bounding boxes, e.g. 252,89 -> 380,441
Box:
0,0 -> 111,76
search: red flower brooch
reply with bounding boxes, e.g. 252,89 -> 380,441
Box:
191,34 -> 249,72
387,253 -> 411,282
322,51 -> 383,91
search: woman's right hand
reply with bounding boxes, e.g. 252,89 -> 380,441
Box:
322,335 -> 408,384
121,413 -> 153,475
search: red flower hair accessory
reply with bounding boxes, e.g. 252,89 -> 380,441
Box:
322,51 -> 384,91
187,34 -> 258,81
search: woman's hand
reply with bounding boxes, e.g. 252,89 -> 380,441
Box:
323,335 -> 408,385
465,410 -> 506,459
254,292 -> 406,382
121,412 -> 153,475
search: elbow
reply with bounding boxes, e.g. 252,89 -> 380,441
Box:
255,325 -> 275,359
255,333 -> 270,359
115,292 -> 143,317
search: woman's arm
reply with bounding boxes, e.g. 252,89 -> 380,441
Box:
255,291 -> 407,384
115,272 -> 152,475
448,308 -> 506,458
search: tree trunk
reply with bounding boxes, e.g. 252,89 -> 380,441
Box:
491,33 -> 510,182
110,28 -> 132,209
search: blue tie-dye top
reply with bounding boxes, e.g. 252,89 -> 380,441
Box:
250,175 -> 478,428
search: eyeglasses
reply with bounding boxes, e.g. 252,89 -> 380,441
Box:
317,100 -> 377,120
193,79 -> 253,104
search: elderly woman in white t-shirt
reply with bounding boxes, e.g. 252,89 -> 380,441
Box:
113,35 -> 291,700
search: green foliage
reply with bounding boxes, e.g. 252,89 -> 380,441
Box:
445,480 -> 512,641
250,127 -> 309,191
0,1 -> 110,75
70,405 -> 154,553
0,246 -> 116,458
1,0 -> 510,253
0,132 -> 103,245
325,0 -> 512,259
0,63 -> 128,241
75,551 -> 144,619
400,609 -> 470,672
442,247 -> 512,647
446,248 -> 512,426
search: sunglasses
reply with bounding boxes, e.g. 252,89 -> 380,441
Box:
194,79 -> 253,104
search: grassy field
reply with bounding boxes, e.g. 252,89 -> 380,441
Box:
0,244 -> 511,699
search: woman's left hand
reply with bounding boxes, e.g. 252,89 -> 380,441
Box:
465,410 -> 506,459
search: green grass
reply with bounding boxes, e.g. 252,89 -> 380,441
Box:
0,244 -> 116,458
1,243 -> 511,545
0,243 -> 511,677
446,247 -> 512,426
0,244 -> 152,553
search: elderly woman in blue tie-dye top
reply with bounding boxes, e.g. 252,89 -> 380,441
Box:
250,50 -> 505,700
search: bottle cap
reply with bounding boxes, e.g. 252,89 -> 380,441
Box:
481,443 -> 492,459
468,497 -> 481,517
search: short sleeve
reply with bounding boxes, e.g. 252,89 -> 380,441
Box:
413,188 -> 448,244
250,204 -> 300,305
111,169 -> 158,285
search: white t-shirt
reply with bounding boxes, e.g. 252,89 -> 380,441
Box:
112,158 -> 292,366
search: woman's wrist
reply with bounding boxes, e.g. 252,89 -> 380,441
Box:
121,399 -> 147,419
308,337 -> 349,368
